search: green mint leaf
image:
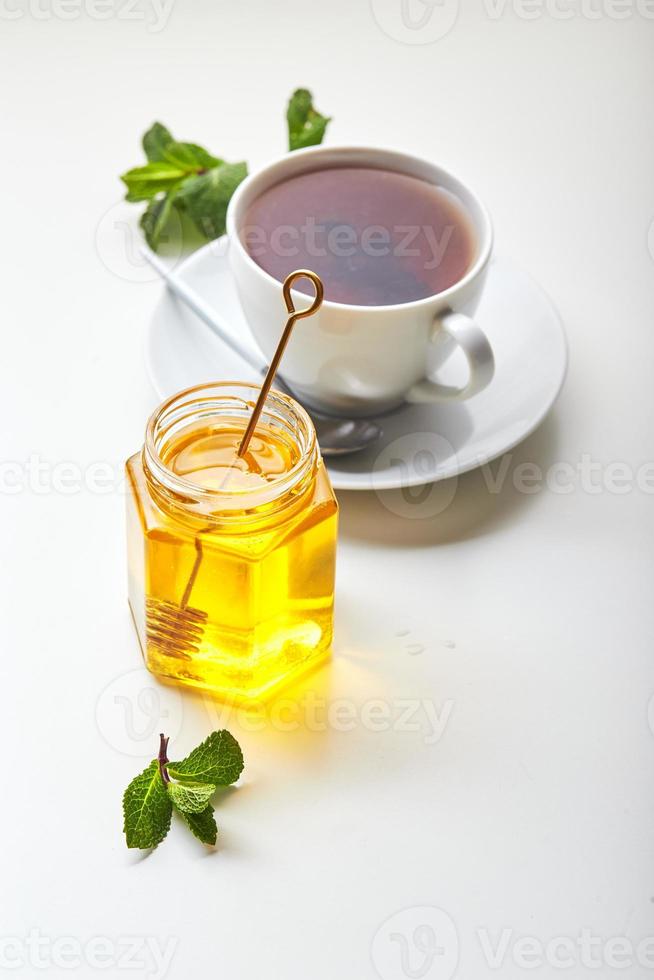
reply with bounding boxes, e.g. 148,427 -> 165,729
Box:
175,161 -> 247,239
122,760 -> 172,849
168,781 -> 217,814
140,193 -> 178,250
142,121 -> 220,172
168,730 -> 244,786
178,804 -> 218,845
143,122 -> 174,162
162,141 -> 222,171
120,162 -> 186,202
287,88 -> 331,151
126,92 -> 331,251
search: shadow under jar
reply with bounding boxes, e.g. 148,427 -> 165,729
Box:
125,382 -> 338,705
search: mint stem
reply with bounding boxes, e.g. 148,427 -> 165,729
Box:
158,733 -> 170,784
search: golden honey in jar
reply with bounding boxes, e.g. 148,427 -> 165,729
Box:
125,382 -> 338,704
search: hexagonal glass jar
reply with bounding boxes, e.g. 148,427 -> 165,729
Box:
125,382 -> 338,704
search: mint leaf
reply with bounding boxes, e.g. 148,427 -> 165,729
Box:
162,141 -> 222,171
178,805 -> 218,845
143,122 -> 174,162
120,162 -> 186,202
122,144 -> 216,204
140,193 -> 177,250
168,781 -> 216,814
287,88 -> 331,151
128,125 -> 224,245
142,122 -> 221,171
168,730 -> 244,786
124,90 -> 333,252
175,161 -> 247,239
122,760 -> 172,849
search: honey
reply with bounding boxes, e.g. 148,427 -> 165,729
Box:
126,382 -> 338,704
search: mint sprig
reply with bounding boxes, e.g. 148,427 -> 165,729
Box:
122,732 -> 243,850
286,88 -> 331,151
120,88 -> 331,252
122,759 -> 172,850
121,122 -> 246,251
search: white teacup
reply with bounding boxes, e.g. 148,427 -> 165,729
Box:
227,145 -> 494,417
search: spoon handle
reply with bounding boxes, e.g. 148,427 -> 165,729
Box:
140,246 -> 268,374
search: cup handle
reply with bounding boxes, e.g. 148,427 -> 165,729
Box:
406,310 -> 495,403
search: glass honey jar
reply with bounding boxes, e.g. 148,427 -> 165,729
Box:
125,381 -> 338,705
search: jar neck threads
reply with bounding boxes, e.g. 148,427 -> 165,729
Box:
143,382 -> 318,527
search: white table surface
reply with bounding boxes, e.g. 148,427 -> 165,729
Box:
1,3 -> 653,979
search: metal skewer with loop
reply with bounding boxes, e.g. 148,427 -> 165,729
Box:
237,269 -> 324,457
145,270 -> 325,663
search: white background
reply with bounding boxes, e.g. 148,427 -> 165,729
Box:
1,1 -> 653,978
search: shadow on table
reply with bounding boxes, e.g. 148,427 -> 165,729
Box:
336,411 -> 562,547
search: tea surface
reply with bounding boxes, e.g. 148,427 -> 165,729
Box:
242,166 -> 476,306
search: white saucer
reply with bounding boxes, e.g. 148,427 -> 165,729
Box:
145,243 -> 567,491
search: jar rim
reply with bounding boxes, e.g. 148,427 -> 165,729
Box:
143,381 -> 318,509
